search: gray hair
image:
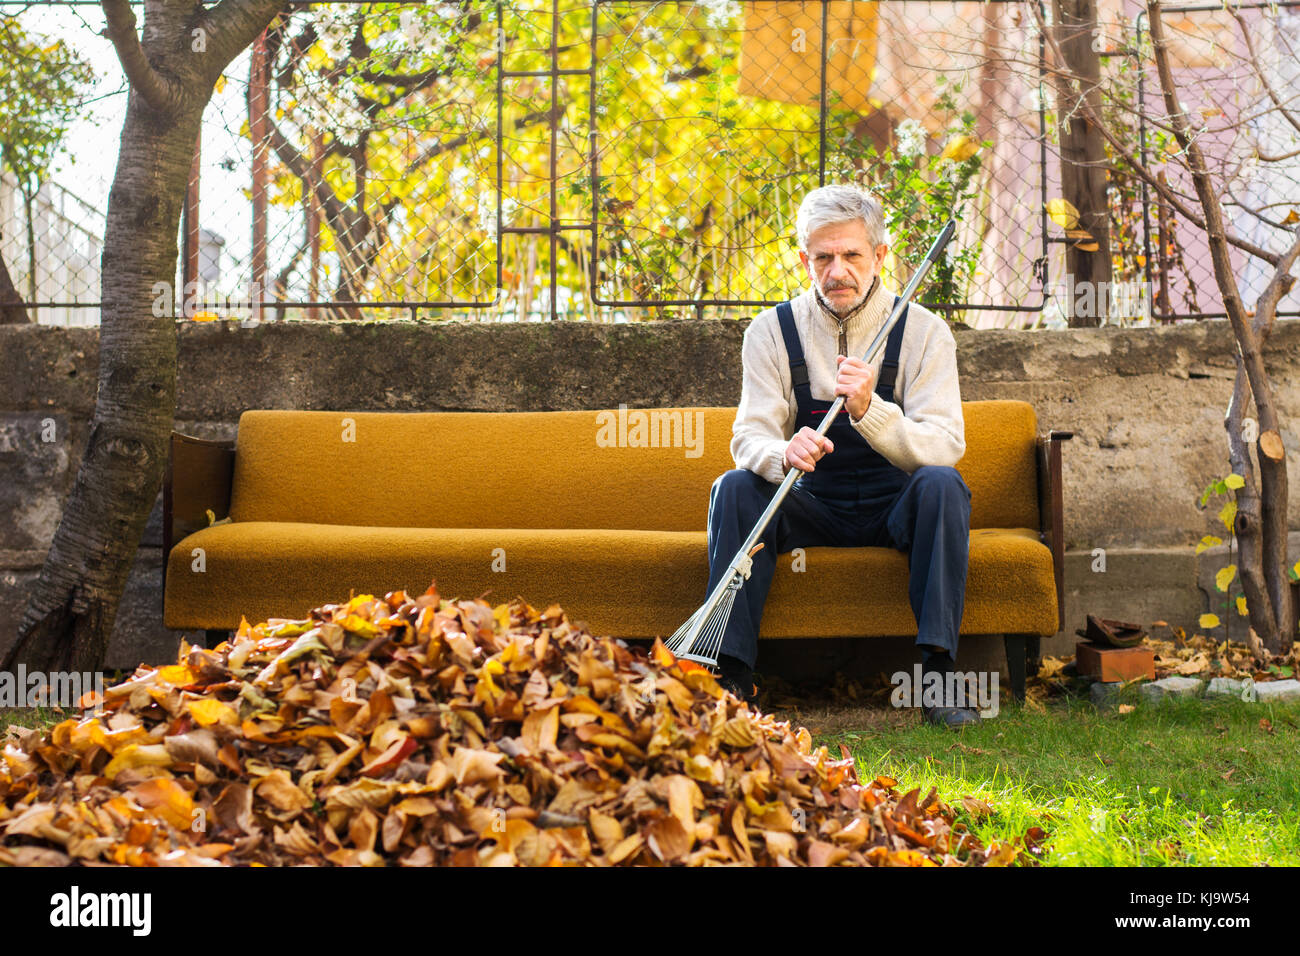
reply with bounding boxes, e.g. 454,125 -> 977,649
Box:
795,185 -> 891,252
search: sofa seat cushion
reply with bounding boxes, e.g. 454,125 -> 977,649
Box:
165,523 -> 1059,639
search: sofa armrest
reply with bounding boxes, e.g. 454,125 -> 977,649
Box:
162,432 -> 235,616
1036,429 -> 1073,632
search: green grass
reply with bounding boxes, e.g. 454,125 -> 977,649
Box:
0,707 -> 66,735
799,693 -> 1300,865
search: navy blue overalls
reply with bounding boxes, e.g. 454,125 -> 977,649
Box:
704,296 -> 972,669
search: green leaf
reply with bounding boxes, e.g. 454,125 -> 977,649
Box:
1224,473 -> 1245,489
1198,480 -> 1219,508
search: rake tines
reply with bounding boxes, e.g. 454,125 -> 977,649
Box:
665,570 -> 744,666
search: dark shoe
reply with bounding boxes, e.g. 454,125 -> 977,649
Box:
717,654 -> 759,705
718,673 -> 759,705
921,705 -> 982,729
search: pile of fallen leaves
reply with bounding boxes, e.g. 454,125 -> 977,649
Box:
1146,624 -> 1298,683
0,583 -> 1043,867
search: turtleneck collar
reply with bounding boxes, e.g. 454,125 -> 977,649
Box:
809,273 -> 889,340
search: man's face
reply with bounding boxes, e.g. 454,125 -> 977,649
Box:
799,219 -> 888,315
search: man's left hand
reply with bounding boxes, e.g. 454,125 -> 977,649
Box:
835,354 -> 876,421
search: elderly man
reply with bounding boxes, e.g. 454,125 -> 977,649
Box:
706,184 -> 978,728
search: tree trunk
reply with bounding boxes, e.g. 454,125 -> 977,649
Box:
3,101 -> 199,671
0,244 -> 29,324
1146,0 -> 1293,654
2,0 -> 285,671
1051,0 -> 1112,327
1224,358 -> 1278,650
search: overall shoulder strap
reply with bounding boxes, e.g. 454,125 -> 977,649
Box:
775,301 -> 814,406
875,295 -> 909,413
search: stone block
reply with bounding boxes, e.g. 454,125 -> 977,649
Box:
1139,676 -> 1205,702
1254,679 -> 1300,703
1205,676 -> 1258,702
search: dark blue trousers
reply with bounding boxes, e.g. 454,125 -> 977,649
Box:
704,465 -> 972,669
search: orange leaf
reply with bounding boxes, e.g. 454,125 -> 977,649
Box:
650,639 -> 676,668
188,698 -> 239,728
129,778 -> 195,830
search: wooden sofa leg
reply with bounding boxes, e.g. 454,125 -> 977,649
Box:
1004,633 -> 1027,702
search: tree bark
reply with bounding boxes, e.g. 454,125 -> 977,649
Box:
6,110 -> 198,670
3,0 -> 286,671
1223,358 -> 1277,650
0,244 -> 29,324
1051,0 -> 1112,327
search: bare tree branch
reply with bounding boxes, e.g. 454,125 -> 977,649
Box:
1030,1 -> 1282,267
1220,180 -> 1297,232
204,0 -> 289,77
404,106 -> 557,179
1229,8 -> 1300,139
1257,143 -> 1300,162
1254,225 -> 1300,334
1148,2 -> 1253,328
264,118 -> 368,273
99,0 -> 180,113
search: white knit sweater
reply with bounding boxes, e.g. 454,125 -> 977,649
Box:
730,277 -> 966,483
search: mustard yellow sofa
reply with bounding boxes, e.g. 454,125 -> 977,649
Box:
163,402 -> 1071,698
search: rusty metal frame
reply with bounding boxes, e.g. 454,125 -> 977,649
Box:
1000,426 -> 1073,701
1037,428 -> 1073,633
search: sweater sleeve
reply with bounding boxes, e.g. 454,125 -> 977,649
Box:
730,314 -> 794,484
847,318 -> 965,473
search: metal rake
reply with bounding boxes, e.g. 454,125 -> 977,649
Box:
666,219 -> 958,667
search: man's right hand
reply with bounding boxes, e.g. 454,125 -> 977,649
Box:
784,427 -> 834,473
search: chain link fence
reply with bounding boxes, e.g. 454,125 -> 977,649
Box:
1129,1 -> 1300,321
2,0 -> 1295,326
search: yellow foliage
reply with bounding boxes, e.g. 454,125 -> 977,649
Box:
1218,499 -> 1237,532
1214,564 -> 1236,592
1046,198 -> 1080,230
939,134 -> 980,162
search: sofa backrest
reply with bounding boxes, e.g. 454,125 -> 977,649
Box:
228,401 -> 1040,532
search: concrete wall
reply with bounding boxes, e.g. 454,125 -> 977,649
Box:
1,317 -> 1297,670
